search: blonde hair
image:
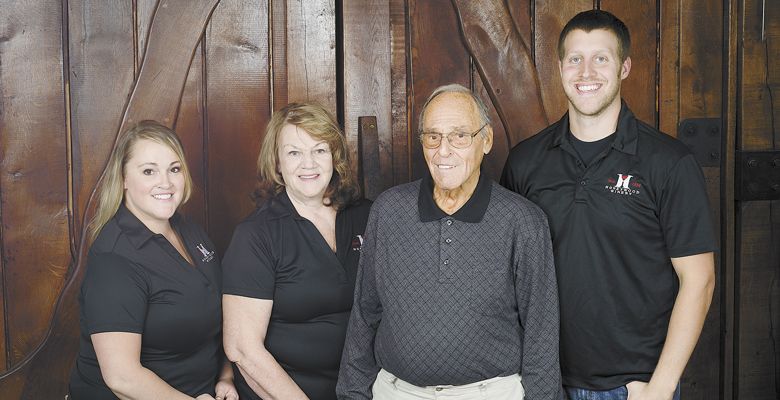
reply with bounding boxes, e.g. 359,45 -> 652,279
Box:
254,102 -> 360,210
88,121 -> 193,243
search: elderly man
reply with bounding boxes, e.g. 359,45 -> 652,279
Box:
337,84 -> 562,400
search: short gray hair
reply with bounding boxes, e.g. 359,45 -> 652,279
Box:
417,83 -> 491,135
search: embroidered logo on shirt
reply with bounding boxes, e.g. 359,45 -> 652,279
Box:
351,235 -> 364,251
605,173 -> 642,196
196,243 -> 215,262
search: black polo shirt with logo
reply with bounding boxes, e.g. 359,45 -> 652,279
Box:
222,191 -> 371,400
501,102 -> 716,390
69,205 -> 223,399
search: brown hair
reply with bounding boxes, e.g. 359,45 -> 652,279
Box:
558,9 -> 631,62
88,121 -> 193,243
254,102 -> 360,210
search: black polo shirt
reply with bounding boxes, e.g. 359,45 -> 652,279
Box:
222,191 -> 371,400
69,205 -> 222,399
501,102 -> 716,390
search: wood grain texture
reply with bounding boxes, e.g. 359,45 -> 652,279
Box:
507,0 -> 532,53
600,0 -> 658,125
67,0 -> 135,246
533,0 -> 593,121
0,0 -> 70,371
389,0 -> 409,184
272,0 -> 289,111
343,0 -> 392,193
451,0 -> 549,147
658,0 -> 680,135
175,41 -> 208,229
474,75 -> 509,180
286,0 -> 337,113
407,0 -> 471,180
737,0 -> 780,398
206,0 -> 271,253
675,1 -> 724,398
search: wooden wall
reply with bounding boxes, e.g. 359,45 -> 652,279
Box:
0,0 -> 776,398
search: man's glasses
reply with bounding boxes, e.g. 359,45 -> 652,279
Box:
419,123 -> 487,149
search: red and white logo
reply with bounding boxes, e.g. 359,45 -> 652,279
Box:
605,173 -> 641,196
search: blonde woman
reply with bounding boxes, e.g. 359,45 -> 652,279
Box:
69,121 -> 237,400
222,103 -> 370,400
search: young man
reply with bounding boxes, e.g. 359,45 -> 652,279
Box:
501,10 -> 716,400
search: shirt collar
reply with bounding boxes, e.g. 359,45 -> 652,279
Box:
418,171 -> 492,223
549,100 -> 638,155
114,204 -> 182,249
265,190 -> 308,221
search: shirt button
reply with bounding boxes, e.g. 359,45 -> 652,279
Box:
443,259 -> 449,265
436,387 -> 444,392
445,238 -> 452,244
446,219 -> 453,226
580,179 -> 588,185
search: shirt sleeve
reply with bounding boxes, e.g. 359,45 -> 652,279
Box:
222,221 -> 277,299
658,154 -> 718,258
513,208 -> 564,400
81,252 -> 149,334
336,207 -> 382,400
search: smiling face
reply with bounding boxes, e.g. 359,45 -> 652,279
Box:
422,92 -> 492,193
559,28 -> 631,119
123,138 -> 185,231
277,123 -> 334,204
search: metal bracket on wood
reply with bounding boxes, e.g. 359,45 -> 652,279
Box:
736,151 -> 780,201
358,116 -> 381,200
677,118 -> 721,167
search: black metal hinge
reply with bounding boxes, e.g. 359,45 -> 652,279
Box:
677,118 -> 721,167
736,151 -> 780,201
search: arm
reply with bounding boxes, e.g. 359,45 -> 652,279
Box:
627,252 -> 715,400
214,359 -> 238,400
336,210 -> 382,400
514,211 -> 563,400
93,332 -> 213,400
222,294 -> 309,400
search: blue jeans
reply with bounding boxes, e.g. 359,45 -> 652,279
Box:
565,383 -> 681,400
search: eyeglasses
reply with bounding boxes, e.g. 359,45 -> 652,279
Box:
419,123 -> 487,149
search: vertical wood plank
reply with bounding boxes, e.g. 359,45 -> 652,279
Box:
408,0 -> 471,180
389,0 -> 409,184
738,0 -> 780,399
175,42 -> 208,229
722,1 -> 738,396
0,0 -> 70,368
272,0 -> 289,111
206,0 -> 271,253
507,0 -> 532,51
342,0 -> 392,193
474,75 -> 509,181
658,0 -> 680,135
68,0 -> 136,241
533,0 -> 593,121
676,1 -> 724,398
286,0 -> 337,114
600,0 -> 658,125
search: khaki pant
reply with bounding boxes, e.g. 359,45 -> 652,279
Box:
371,369 -> 525,400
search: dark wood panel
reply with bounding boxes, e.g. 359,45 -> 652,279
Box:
389,0 -> 409,184
737,0 -> 780,399
658,0 -> 679,135
176,41 -> 208,229
68,0 -> 135,244
507,0 -> 532,51
676,1 -> 724,398
408,0 -> 471,180
533,0 -> 593,121
206,0 -> 271,253
343,0 -> 393,195
452,0 -> 549,148
600,0 -> 657,125
286,0 -> 337,113
0,0 -> 70,369
272,0 -> 288,111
